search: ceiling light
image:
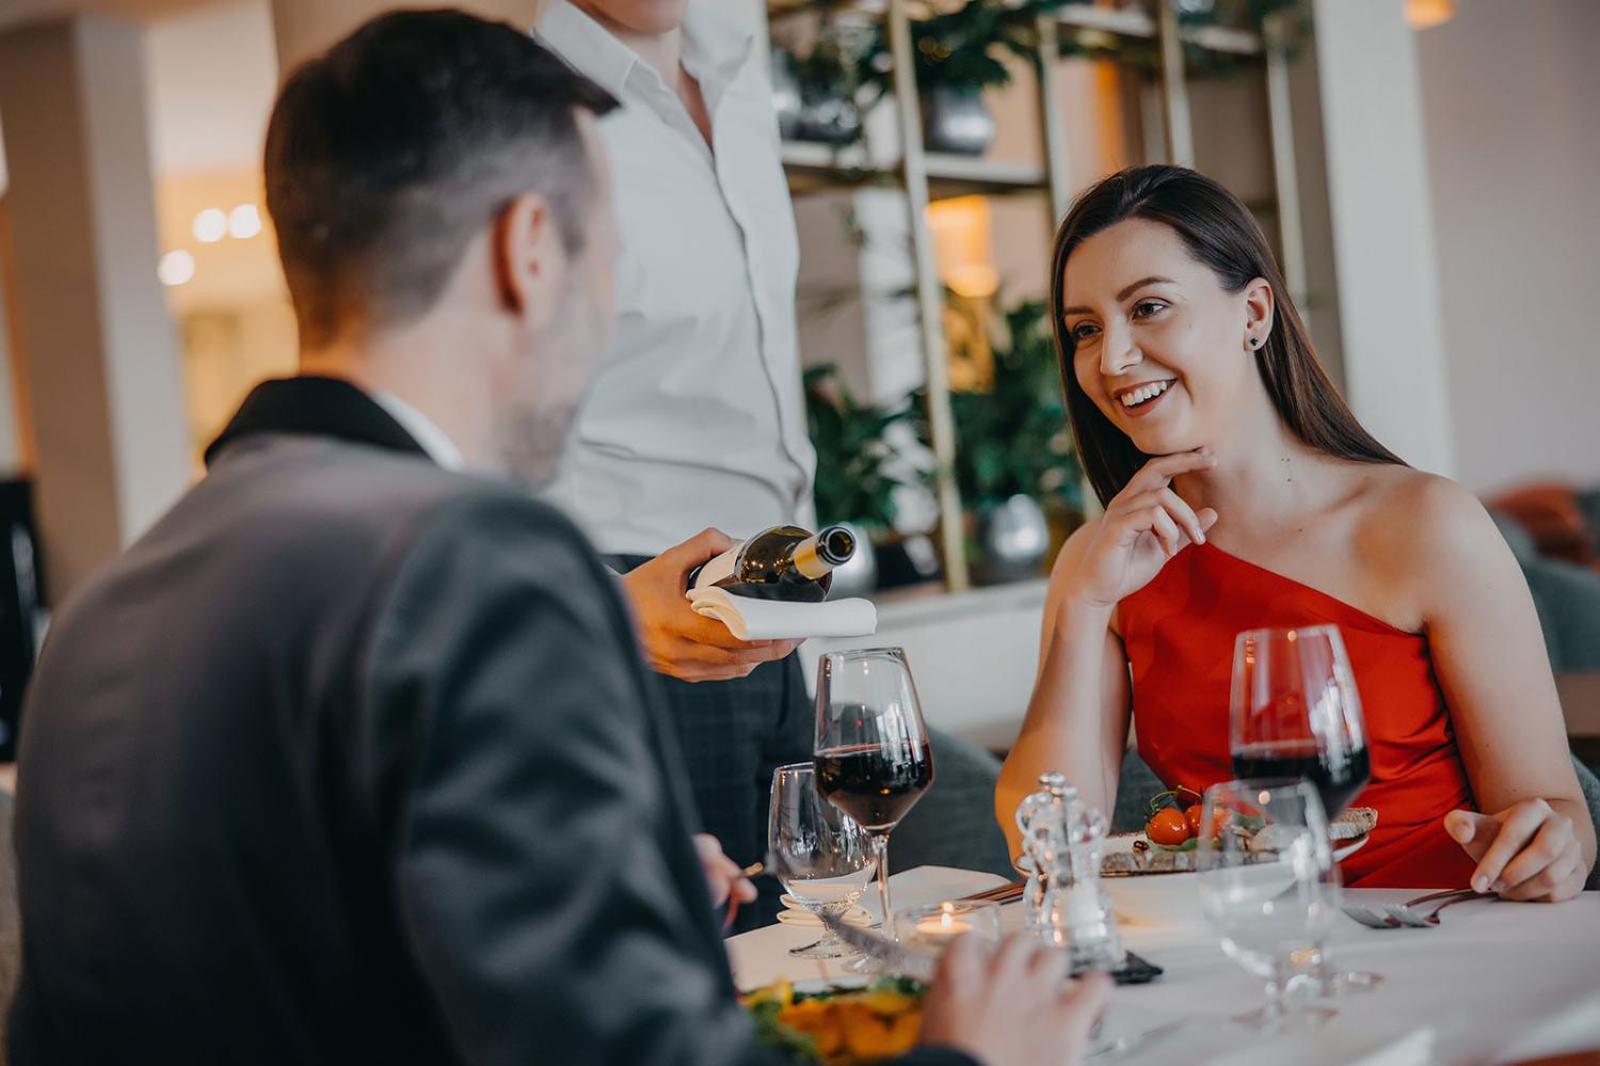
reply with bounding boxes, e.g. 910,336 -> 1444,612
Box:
158,250 -> 195,287
193,208 -> 227,243
229,203 -> 262,239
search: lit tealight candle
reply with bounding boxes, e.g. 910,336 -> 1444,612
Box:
914,909 -> 972,939
897,900 -> 1000,952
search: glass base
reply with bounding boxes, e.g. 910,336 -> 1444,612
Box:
1318,969 -> 1383,996
843,951 -> 882,975
1234,1004 -> 1336,1033
788,934 -> 861,961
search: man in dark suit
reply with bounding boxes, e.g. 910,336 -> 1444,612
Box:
8,10 -> 1106,1065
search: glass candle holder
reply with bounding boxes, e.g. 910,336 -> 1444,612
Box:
895,900 -> 1002,955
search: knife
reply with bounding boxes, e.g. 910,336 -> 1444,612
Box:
818,910 -> 940,981
1085,1018 -> 1188,1060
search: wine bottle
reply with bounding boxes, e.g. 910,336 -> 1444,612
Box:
689,524 -> 857,603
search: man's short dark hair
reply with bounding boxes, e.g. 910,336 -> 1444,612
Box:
264,9 -> 617,348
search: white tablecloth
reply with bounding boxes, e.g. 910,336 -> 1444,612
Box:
726,866 -> 1600,1065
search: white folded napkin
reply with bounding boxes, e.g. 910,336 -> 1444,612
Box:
686,587 -> 878,641
775,905 -> 874,928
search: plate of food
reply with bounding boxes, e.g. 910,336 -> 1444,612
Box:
741,976 -> 925,1065
1013,787 -> 1378,927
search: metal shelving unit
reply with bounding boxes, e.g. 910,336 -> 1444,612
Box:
773,0 -> 1303,591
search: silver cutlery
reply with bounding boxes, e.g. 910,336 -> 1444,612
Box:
818,910 -> 940,981
1086,1018 -> 1190,1060
1382,891 -> 1491,928
1343,888 -> 1482,929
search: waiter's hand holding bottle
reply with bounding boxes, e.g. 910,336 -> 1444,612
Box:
620,528 -> 802,682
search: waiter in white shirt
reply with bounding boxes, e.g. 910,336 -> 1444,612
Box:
537,0 -> 815,930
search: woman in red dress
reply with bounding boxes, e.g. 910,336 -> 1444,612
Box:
997,166 -> 1593,898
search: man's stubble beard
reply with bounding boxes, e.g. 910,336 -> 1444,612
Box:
488,280 -> 604,492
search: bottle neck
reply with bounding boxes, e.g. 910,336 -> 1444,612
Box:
790,537 -> 835,580
789,526 -> 856,580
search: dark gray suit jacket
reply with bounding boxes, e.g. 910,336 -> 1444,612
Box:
8,378 -> 975,1066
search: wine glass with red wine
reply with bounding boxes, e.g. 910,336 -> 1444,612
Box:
814,648 -> 934,948
1230,623 -> 1380,994
1230,625 -> 1370,818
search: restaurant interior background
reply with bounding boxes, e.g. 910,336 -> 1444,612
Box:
0,0 -> 1595,761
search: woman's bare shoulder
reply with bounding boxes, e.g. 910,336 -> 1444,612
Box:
1352,464 -> 1507,584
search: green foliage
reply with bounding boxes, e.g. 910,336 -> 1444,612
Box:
912,298 -> 1082,512
861,0 -> 1083,96
805,364 -> 914,532
778,0 -> 1314,111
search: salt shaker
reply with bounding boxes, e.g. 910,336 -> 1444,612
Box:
1014,771 -> 1069,935
1027,774 -> 1127,973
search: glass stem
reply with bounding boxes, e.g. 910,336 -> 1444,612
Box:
1311,945 -> 1333,996
1262,962 -> 1288,1028
872,833 -> 894,940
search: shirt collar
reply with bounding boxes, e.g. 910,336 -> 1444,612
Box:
370,391 -> 465,471
536,0 -> 752,102
536,0 -> 640,100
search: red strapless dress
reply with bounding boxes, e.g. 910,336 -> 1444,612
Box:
1119,541 -> 1479,888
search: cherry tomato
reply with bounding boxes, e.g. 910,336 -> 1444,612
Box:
1145,807 -> 1191,846
1184,804 -> 1204,838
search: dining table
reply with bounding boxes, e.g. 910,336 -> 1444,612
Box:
727,866 -> 1600,1065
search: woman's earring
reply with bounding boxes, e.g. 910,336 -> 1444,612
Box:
1249,336 -> 1263,350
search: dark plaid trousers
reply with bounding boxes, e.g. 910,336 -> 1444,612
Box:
608,556 -> 813,933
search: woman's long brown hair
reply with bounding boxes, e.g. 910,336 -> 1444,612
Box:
1049,165 -> 1405,508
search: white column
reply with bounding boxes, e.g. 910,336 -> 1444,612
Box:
0,17 -> 191,597
0,189 -> 24,478
1311,0 -> 1456,476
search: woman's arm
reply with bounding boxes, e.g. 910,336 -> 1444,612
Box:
1404,477 -> 1595,901
997,450 -> 1218,859
996,521 -> 1133,858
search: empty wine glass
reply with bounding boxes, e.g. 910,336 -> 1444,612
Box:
1197,779 -> 1339,1032
813,648 -> 935,950
769,763 -> 873,959
1231,624 -> 1381,995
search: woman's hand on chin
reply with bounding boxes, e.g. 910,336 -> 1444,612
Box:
1445,801 -> 1588,903
1066,449 -> 1219,611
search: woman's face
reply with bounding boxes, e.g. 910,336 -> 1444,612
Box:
1061,217 -> 1267,457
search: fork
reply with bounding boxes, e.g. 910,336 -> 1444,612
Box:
1383,892 -> 1491,928
1343,888 -> 1479,929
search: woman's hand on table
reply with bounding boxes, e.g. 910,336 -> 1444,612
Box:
1063,450 -> 1218,613
1445,800 -> 1587,902
918,934 -> 1112,1066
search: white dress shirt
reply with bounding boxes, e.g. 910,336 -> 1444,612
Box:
536,0 -> 815,558
372,390 -> 465,471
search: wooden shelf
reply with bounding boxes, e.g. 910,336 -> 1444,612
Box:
782,140 -> 1049,200
1181,24 -> 1263,56
769,1 -> 1264,56
1055,4 -> 1155,38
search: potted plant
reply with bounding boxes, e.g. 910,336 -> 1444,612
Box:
772,20 -> 876,147
804,364 -> 923,595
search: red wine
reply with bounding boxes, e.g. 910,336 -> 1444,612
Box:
1232,741 -> 1371,817
815,744 -> 933,832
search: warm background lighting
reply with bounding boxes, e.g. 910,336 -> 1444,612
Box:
192,207 -> 227,243
228,203 -> 261,239
1406,0 -> 1456,30
158,249 -> 195,287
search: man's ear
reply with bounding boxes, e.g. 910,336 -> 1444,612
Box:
492,191 -> 564,331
